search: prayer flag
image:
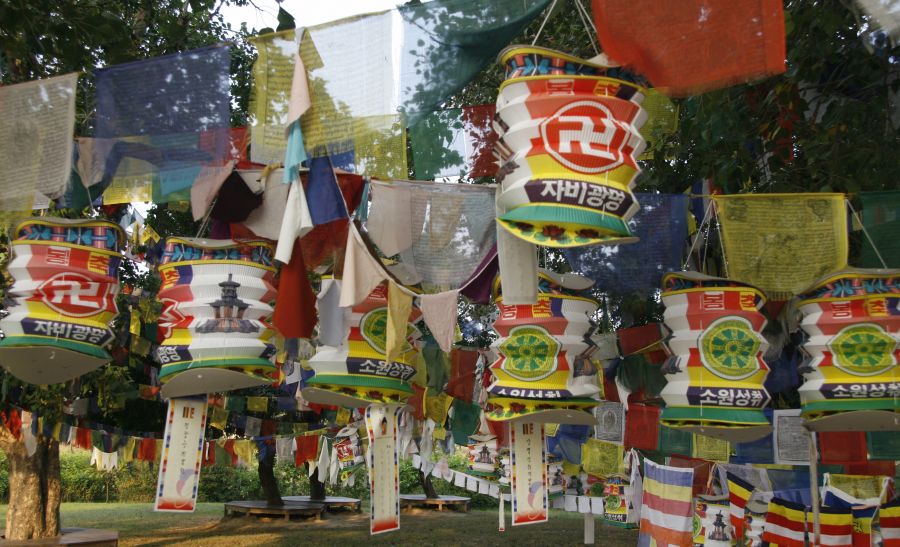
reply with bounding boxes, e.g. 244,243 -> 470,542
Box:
715,193 -> 848,299
727,472 -> 754,541
851,505 -> 877,547
810,506 -> 853,547
637,459 -> 694,547
591,0 -> 786,96
0,73 -> 78,216
761,497 -> 807,547
880,498 -> 900,547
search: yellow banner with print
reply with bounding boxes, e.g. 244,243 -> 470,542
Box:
714,194 -> 848,300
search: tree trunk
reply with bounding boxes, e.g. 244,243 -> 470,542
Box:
308,464 -> 326,501
4,435 -> 61,540
419,470 -> 438,500
257,447 -> 282,506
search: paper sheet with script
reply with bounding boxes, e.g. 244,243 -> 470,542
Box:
154,397 -> 208,512
365,404 -> 403,535
0,73 -> 78,217
714,194 -> 848,299
510,421 -> 548,526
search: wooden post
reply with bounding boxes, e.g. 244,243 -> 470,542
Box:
583,513 -> 595,544
808,427 -> 821,547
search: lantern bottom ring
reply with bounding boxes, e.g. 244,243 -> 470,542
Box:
0,340 -> 111,385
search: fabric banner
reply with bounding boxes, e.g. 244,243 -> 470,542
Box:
365,404 -> 402,535
591,0 -> 785,96
410,105 -> 498,180
638,459 -> 694,547
94,45 -> 232,204
298,0 -> 550,178
364,180 -> 497,292
859,190 -> 900,268
692,434 -> 730,462
0,73 -> 78,216
582,439 -> 624,478
510,421 -> 548,526
565,193 -> 690,293
715,193 -> 848,299
154,397 -> 208,512
248,29 -> 300,165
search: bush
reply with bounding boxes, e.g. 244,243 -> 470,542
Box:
60,451 -> 115,502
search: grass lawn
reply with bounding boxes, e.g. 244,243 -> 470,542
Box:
0,502 -> 640,545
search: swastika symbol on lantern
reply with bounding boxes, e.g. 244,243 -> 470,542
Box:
158,298 -> 186,339
37,272 -> 114,318
540,100 -> 629,174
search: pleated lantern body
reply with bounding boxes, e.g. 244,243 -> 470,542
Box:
156,237 -> 277,398
660,272 -> 772,442
796,269 -> 900,431
0,218 -> 124,384
493,45 -> 647,248
486,274 -> 601,424
305,282 -> 422,407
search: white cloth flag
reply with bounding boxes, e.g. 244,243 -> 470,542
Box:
0,72 -> 78,210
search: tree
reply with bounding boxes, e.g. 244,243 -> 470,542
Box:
0,2 -> 245,536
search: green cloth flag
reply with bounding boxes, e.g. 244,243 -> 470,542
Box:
859,191 -> 900,267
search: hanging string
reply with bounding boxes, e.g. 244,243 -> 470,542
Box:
845,198 -> 889,269
572,0 -> 601,55
531,0 -> 560,45
682,199 -> 714,271
713,202 -> 729,279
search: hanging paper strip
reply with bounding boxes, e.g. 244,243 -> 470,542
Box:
591,0 -> 786,97
659,272 -> 772,443
564,193 -> 689,293
0,73 -> 78,215
859,191 -> 900,268
487,271 -> 601,423
510,421 -> 548,526
795,268 -> 900,429
365,404 -> 403,535
714,193 -> 848,300
154,396 -> 208,512
493,47 -> 649,247
0,218 -> 125,384
156,237 -> 278,398
305,282 -> 422,407
94,45 -> 232,203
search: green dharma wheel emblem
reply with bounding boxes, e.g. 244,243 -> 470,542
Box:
699,317 -> 761,380
499,326 -> 560,382
830,324 -> 897,377
360,308 -> 418,355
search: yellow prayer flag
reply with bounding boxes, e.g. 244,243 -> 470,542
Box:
582,439 -> 624,478
714,193 -> 848,299
692,434 -> 730,462
247,396 -> 268,413
385,281 -> 413,366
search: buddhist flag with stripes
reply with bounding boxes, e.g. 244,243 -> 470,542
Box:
637,459 -> 694,547
881,498 -> 900,547
727,472 -> 754,540
851,505 -> 877,547
761,497 -> 807,547
809,506 -> 853,547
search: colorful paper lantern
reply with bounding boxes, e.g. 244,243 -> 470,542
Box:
0,218 -> 124,384
795,269 -> 900,431
467,434 -> 500,477
304,282 -> 422,407
486,270 -> 600,424
498,44 -> 613,80
659,272 -> 772,443
156,237 -> 277,398
492,46 -> 648,248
